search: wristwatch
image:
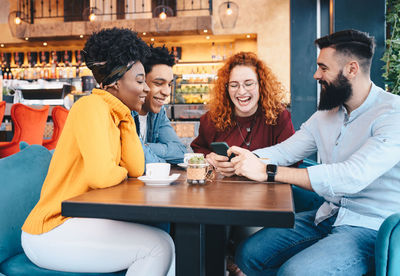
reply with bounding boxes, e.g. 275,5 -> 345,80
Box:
266,164 -> 277,182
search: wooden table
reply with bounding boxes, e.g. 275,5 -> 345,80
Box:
62,168 -> 294,276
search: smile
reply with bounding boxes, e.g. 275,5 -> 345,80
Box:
153,96 -> 166,105
139,96 -> 146,104
236,96 -> 251,104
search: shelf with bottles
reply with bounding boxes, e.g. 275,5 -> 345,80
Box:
1,50 -> 90,82
3,63 -> 92,81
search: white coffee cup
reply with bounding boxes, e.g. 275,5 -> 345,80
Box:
146,163 -> 171,179
184,153 -> 204,164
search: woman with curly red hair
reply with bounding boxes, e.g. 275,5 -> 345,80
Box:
191,51 -> 296,275
191,51 -> 295,176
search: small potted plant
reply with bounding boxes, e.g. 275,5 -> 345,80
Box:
186,155 -> 208,185
2,87 -> 14,103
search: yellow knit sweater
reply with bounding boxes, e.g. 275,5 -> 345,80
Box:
22,89 -> 144,235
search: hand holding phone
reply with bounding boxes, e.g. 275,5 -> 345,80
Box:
210,142 -> 236,161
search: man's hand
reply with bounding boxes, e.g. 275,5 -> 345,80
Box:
228,146 -> 268,182
206,152 -> 235,177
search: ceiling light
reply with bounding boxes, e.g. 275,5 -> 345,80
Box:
43,42 -> 48,46
0,44 -> 4,48
143,32 -> 146,35
89,7 -> 97,22
14,16 -> 21,25
80,35 -> 84,38
203,29 -> 208,33
25,37 -> 29,41
246,34 -> 251,38
218,1 -> 239,29
226,2 -> 233,15
159,11 -> 167,20
150,38 -> 155,42
153,5 -> 173,33
89,12 -> 96,21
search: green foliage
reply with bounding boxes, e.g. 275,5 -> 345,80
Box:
188,155 -> 206,164
382,0 -> 400,94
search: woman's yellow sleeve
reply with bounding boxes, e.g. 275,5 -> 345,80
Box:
71,97 -> 128,188
119,116 -> 145,177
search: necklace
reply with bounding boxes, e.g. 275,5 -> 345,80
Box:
236,114 -> 257,148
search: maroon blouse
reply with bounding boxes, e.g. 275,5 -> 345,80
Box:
191,108 -> 295,155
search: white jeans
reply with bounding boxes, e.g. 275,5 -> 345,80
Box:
22,218 -> 175,276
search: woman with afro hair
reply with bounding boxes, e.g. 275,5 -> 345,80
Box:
190,51 -> 295,275
21,28 -> 175,276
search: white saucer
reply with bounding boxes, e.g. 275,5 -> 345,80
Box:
178,163 -> 188,168
138,173 -> 180,186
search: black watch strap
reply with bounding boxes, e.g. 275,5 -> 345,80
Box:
266,164 -> 277,182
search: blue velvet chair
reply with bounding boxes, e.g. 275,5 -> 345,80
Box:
296,158 -> 400,276
376,213 -> 400,276
0,142 -> 125,275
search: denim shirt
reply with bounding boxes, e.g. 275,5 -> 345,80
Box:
132,107 -> 186,164
254,83 -> 400,231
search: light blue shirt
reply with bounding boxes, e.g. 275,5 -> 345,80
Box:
254,83 -> 400,230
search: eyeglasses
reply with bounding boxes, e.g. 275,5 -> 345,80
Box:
226,80 -> 258,91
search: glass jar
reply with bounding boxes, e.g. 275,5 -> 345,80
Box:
187,163 -> 209,185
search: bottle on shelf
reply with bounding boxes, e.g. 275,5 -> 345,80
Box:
50,51 -> 58,79
211,42 -> 216,61
75,50 -> 83,77
172,46 -> 179,63
4,67 -> 11,80
216,46 -> 222,61
44,63 -> 51,80
14,52 -> 22,68
63,51 -> 71,67
223,45 -> 227,60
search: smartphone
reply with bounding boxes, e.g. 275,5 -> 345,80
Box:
210,142 -> 236,161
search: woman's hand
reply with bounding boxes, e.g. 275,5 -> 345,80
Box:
206,152 -> 236,177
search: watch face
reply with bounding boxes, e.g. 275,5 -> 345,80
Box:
266,164 -> 277,182
267,164 -> 277,174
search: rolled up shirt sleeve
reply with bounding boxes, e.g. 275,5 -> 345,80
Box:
253,116 -> 318,166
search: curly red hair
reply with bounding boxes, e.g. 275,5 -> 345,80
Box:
209,52 -> 287,131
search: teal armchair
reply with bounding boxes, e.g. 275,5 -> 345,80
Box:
376,213 -> 400,276
0,143 -> 125,276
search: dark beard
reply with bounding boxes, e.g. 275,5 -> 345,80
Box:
318,72 -> 352,111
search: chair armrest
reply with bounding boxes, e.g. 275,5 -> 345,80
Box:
376,213 -> 400,276
292,158 -> 324,213
298,158 -> 319,168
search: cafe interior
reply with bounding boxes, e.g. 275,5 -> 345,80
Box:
0,0 -> 398,276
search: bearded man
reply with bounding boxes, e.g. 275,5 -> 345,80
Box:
229,29 -> 400,275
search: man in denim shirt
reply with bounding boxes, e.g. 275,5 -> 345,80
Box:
229,30 -> 400,275
132,45 -> 186,164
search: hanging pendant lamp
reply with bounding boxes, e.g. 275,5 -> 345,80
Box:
153,1 -> 174,33
218,1 -> 239,29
